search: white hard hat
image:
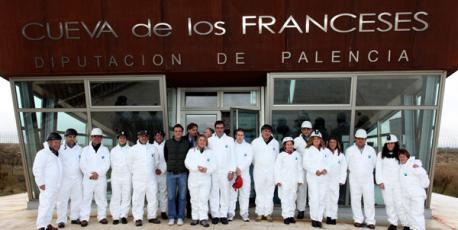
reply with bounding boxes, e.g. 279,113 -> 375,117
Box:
301,121 -> 312,129
282,137 -> 294,144
310,130 -> 322,138
90,128 -> 103,136
385,134 -> 398,143
355,129 -> 367,139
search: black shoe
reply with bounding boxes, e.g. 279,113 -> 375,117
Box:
113,219 -> 119,225
316,221 -> 322,228
148,218 -> 161,224
80,220 -> 88,227
403,227 -> 411,230
38,228 -> 45,230
161,212 -> 168,220
190,219 -> 199,225
354,222 -> 363,228
283,218 -> 290,225
70,219 -> 80,225
312,220 -> 317,227
297,211 -> 305,219
99,218 -> 108,224
121,217 -> 128,224
200,220 -> 210,227
331,219 -> 337,225
57,222 -> 65,228
211,217 -> 219,224
289,217 -> 296,224
220,218 -> 228,224
326,217 -> 332,224
388,224 -> 397,230
46,225 -> 58,230
368,224 -> 376,229
135,220 -> 143,227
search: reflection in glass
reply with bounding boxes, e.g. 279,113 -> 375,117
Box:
90,81 -> 161,106
185,92 -> 217,107
223,91 -> 257,107
185,114 -> 217,134
15,81 -> 85,108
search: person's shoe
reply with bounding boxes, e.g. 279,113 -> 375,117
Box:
227,214 -> 234,221
283,218 -> 290,225
220,218 -> 229,224
212,217 -> 219,224
266,215 -> 273,222
316,221 -> 322,228
148,218 -> 161,224
242,215 -> 250,222
46,225 -> 58,230
70,219 -> 80,225
368,224 -> 376,229
99,218 -> 108,224
38,228 -> 45,230
311,221 -> 317,227
388,224 -> 397,230
289,217 -> 296,224
168,219 -> 175,226
403,227 -> 411,230
113,219 -> 119,225
135,220 -> 143,227
297,211 -> 305,219
161,212 -> 168,220
57,222 -> 65,228
200,220 -> 210,227
190,219 -> 199,225
121,217 -> 128,224
354,222 -> 363,228
80,220 -> 88,227
177,218 -> 184,226
326,217 -> 332,224
331,219 -> 337,225
255,215 -> 262,222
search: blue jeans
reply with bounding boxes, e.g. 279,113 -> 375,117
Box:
167,173 -> 188,219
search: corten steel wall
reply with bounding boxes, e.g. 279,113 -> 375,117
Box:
0,0 -> 457,79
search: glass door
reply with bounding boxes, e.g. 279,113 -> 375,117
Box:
182,111 -> 220,134
230,108 -> 259,143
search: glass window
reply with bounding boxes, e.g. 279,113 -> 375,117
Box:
185,114 -> 217,134
15,81 -> 85,108
356,75 -> 440,106
90,80 -> 161,106
185,92 -> 217,107
223,91 -> 257,107
274,78 -> 351,104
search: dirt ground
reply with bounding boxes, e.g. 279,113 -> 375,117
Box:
433,148 -> 458,197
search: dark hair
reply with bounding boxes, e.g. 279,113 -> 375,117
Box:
187,122 -> 198,131
234,128 -> 244,136
326,136 -> 342,155
196,134 -> 208,147
173,124 -> 184,131
154,130 -> 165,137
399,148 -> 411,158
206,127 -> 214,134
214,120 -> 225,128
261,124 -> 273,132
381,141 -> 400,160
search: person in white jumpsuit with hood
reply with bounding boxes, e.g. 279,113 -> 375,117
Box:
109,131 -> 131,225
275,137 -> 304,225
56,129 -> 82,228
324,136 -> 347,225
185,135 -> 216,227
345,129 -> 377,229
207,120 -> 236,225
79,128 -> 111,227
293,120 -> 312,219
251,124 -> 279,222
228,128 -> 253,222
303,130 -> 329,228
399,149 -> 430,230
128,130 -> 165,226
33,132 -> 63,230
153,130 -> 168,220
375,134 -> 408,230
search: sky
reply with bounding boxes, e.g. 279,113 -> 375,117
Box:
0,72 -> 457,146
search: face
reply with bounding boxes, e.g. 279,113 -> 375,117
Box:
138,134 -> 149,144
312,137 -> 321,147
261,129 -> 272,140
355,138 -> 366,148
203,128 -> 212,138
154,133 -> 164,143
91,135 -> 103,145
197,136 -> 207,149
215,124 -> 225,136
173,127 -> 183,140
387,142 -> 395,151
301,128 -> 312,137
235,131 -> 245,143
65,135 -> 76,146
328,139 -> 337,151
284,141 -> 294,152
118,135 -> 127,145
188,127 -> 198,137
48,140 -> 61,151
399,154 -> 408,164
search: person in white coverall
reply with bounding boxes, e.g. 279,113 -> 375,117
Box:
33,132 -> 63,230
303,130 -> 329,228
251,124 -> 279,222
324,136 -> 347,225
56,129 -> 83,228
79,128 -> 111,227
275,137 -> 304,225
345,129 -> 377,229
185,135 -> 216,227
399,149 -> 430,230
228,128 -> 253,222
109,131 -> 131,225
153,130 -> 168,220
207,120 -> 236,225
293,120 -> 312,219
128,130 -> 165,226
375,134 -> 408,230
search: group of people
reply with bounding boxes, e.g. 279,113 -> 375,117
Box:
32,120 -> 430,230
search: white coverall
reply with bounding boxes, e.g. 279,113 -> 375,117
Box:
274,151 -> 304,218
185,147 -> 216,220
56,143 -> 83,224
208,133 -> 236,218
303,146 -> 329,222
324,149 -> 347,219
376,152 -> 407,226
229,140 -> 253,219
345,144 -> 377,225
33,142 -> 63,229
128,141 -> 165,220
153,141 -> 168,214
251,136 -> 279,216
399,158 -> 430,230
79,143 -> 110,222
109,144 -> 132,220
293,135 -> 308,212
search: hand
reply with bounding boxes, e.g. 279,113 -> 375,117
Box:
155,169 -> 162,175
236,167 -> 241,176
198,166 -> 207,173
90,172 -> 99,180
276,182 -> 282,187
321,169 -> 327,175
39,185 -> 45,191
315,170 -> 321,176
228,172 -> 234,181
413,164 -> 419,168
379,183 -> 385,190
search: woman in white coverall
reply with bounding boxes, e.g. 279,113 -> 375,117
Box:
33,132 -> 63,230
324,136 -> 347,225
303,130 -> 328,228
274,137 -> 304,225
185,134 -> 216,227
375,134 -> 408,230
399,149 -> 430,230
109,131 -> 131,225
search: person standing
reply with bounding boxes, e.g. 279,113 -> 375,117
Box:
203,128 -> 214,139
345,129 -> 377,229
109,131 -> 131,225
185,123 -> 199,218
153,130 -> 168,220
251,124 -> 279,222
33,132 -> 63,230
208,120 -> 236,225
293,120 -> 312,219
185,135 -> 216,227
56,129 -> 83,228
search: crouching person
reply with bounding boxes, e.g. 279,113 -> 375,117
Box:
185,135 -> 216,227
274,137 -> 304,225
399,149 -> 430,230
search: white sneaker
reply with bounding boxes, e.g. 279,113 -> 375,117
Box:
242,215 -> 250,222
168,219 -> 175,226
177,218 -> 184,226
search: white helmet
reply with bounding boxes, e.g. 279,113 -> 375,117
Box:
282,137 -> 294,145
90,128 -> 103,136
301,121 -> 312,129
385,134 -> 398,143
355,129 -> 367,139
310,130 -> 322,138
